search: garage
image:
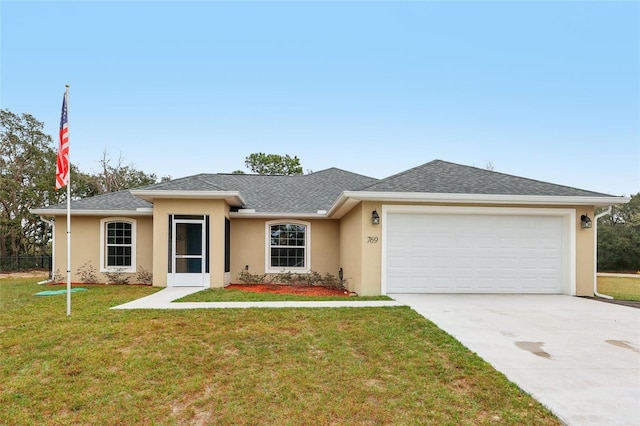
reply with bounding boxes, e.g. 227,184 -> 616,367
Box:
383,206 -> 573,294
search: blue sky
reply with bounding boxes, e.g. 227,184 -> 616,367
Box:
1,1 -> 638,196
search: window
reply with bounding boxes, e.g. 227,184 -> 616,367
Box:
100,218 -> 136,272
265,221 -> 310,273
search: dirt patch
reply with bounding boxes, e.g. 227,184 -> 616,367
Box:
227,283 -> 351,297
0,271 -> 48,280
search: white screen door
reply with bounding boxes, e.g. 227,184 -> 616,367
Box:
171,218 -> 206,287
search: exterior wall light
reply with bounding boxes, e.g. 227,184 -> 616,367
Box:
372,210 -> 380,225
580,214 -> 592,229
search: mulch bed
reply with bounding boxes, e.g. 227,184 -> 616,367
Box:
227,283 -> 351,297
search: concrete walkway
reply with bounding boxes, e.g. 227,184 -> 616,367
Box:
111,287 -> 404,310
392,294 -> 640,426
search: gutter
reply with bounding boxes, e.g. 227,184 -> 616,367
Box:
38,216 -> 55,284
594,207 -> 613,299
327,191 -> 630,218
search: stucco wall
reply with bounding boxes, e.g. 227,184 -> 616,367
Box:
230,218 -> 340,282
51,200 -> 597,296
151,199 -> 227,288
575,207 -> 595,296
339,201 -> 597,296
359,201 -> 384,296
52,215 -> 153,284
339,203 -> 364,295
310,219 -> 341,276
229,218 -> 264,277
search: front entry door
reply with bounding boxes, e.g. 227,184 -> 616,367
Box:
171,218 -> 206,287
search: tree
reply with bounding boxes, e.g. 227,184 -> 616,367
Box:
1,108 -> 164,257
597,193 -> 640,272
71,151 -> 159,198
244,153 -> 303,175
602,193 -> 640,226
93,151 -> 159,194
0,109 -> 59,256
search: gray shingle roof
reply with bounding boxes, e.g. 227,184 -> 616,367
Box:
135,174 -> 226,191
162,168 -> 379,213
362,160 -> 614,197
37,189 -> 153,211
35,160 -> 618,214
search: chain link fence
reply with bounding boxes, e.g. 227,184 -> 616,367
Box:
0,256 -> 52,273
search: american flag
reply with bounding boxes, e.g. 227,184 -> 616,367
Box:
55,92 -> 69,190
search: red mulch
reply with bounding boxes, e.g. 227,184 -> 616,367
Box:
227,283 -> 350,297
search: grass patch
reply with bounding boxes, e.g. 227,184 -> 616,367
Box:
1,279 -> 560,425
177,288 -> 393,302
597,276 -> 640,301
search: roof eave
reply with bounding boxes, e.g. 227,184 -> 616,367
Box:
328,191 -> 630,218
130,189 -> 246,206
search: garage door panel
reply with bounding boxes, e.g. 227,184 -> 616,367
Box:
386,212 -> 565,294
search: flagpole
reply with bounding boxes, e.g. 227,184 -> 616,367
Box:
64,85 -> 71,317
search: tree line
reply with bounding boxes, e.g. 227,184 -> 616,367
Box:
0,109 -> 304,259
597,193 -> 640,273
0,109 -> 160,257
1,108 -> 638,272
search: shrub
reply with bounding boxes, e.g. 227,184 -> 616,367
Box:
237,270 -> 267,284
236,270 -> 345,289
318,272 -> 345,289
77,261 -> 99,283
52,268 -> 64,283
104,269 -> 130,285
136,266 -> 153,284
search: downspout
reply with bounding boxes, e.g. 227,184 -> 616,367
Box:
37,216 -> 55,285
594,207 -> 613,299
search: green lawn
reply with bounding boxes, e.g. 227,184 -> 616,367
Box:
597,275 -> 640,301
1,279 -> 560,425
178,288 -> 393,302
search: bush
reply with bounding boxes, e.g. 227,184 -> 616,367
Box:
237,270 -> 267,284
136,266 -> 153,284
77,261 -> 99,283
237,270 -> 345,289
104,269 -> 130,285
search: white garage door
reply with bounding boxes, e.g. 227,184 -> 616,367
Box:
385,211 -> 566,294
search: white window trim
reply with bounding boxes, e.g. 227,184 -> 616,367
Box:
265,220 -> 311,274
100,217 -> 137,273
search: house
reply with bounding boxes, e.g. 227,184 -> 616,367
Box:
31,160 -> 628,296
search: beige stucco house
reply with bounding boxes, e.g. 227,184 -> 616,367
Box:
31,160 -> 628,296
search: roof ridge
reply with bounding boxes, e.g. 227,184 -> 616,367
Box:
307,167 -> 377,180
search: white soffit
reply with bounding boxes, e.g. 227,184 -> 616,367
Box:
130,189 -> 246,206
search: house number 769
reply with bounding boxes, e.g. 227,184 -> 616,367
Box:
367,236 -> 379,244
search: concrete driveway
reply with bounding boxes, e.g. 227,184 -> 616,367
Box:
391,294 -> 640,426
